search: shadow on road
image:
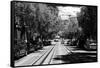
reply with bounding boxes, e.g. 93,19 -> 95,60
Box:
53,50 -> 97,64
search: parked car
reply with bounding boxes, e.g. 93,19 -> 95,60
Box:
43,40 -> 51,46
36,41 -> 43,50
71,39 -> 78,46
66,40 -> 72,45
54,39 -> 59,42
27,42 -> 35,53
84,39 -> 97,50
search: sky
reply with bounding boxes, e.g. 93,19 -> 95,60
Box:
58,6 -> 81,20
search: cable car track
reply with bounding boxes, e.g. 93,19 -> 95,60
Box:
42,44 -> 57,64
32,45 -> 56,65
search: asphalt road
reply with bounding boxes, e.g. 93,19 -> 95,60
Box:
15,40 -> 97,67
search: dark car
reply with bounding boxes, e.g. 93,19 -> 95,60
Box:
27,42 -> 35,53
43,40 -> 51,46
54,39 -> 59,42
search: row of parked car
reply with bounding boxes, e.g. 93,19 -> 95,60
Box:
14,39 -> 51,60
63,38 -> 97,50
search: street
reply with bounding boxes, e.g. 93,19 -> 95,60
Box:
15,40 -> 97,66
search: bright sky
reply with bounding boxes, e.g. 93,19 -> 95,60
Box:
58,6 -> 81,20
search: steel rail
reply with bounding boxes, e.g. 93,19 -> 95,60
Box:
32,45 -> 55,65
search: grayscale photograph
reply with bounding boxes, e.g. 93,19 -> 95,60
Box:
11,1 -> 97,67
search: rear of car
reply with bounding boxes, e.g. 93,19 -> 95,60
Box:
84,39 -> 97,50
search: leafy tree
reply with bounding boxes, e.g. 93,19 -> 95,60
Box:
77,6 -> 97,48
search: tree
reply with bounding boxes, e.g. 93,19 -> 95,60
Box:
77,6 -> 97,48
